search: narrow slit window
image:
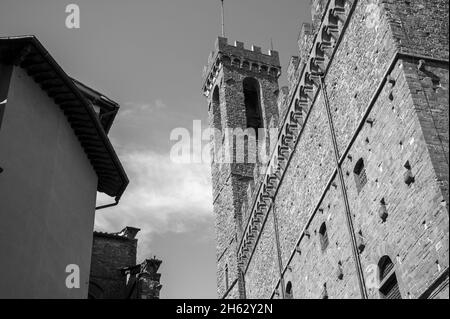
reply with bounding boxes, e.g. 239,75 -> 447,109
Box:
319,222 -> 329,252
285,281 -> 293,299
354,158 -> 368,193
378,256 -> 402,299
211,86 -> 222,164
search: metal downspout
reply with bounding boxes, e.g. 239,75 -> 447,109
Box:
320,76 -> 368,299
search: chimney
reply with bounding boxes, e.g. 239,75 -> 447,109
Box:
118,226 -> 141,239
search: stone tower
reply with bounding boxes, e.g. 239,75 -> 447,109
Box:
202,37 -> 281,298
203,0 -> 448,300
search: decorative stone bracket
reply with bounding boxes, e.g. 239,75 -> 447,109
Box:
237,0 -> 354,270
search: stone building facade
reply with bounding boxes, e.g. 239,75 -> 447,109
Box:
202,0 -> 449,299
88,227 -> 162,299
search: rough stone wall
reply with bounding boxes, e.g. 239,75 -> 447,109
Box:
297,23 -> 315,63
225,281 -> 241,299
287,177 -> 360,299
205,40 -> 281,298
89,233 -> 137,299
245,209 -> 279,299
206,0 -> 449,299
216,236 -> 239,298
402,60 -> 449,212
311,0 -> 329,32
221,66 -> 280,158
326,0 -> 398,157
213,175 -> 247,298
382,0 -> 449,60
277,86 -> 290,124
214,175 -> 235,261
275,95 -> 335,267
339,58 -> 449,299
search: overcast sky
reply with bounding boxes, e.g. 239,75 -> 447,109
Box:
0,0 -> 310,298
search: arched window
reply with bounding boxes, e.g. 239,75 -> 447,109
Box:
321,283 -> 329,299
211,86 -> 223,163
354,158 -> 367,193
212,86 -> 222,131
222,55 -> 231,65
378,256 -> 402,299
285,281 -> 293,299
319,222 -> 329,252
243,78 -> 263,137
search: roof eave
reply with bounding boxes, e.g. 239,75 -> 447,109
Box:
0,35 -> 129,199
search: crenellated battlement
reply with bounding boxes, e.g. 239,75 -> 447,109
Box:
202,37 -> 281,97
298,23 -> 315,62
311,0 -> 330,32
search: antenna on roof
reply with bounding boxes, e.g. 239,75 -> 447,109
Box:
270,38 -> 274,51
220,0 -> 225,37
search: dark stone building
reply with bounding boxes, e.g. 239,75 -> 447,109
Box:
88,227 -> 162,299
202,0 -> 449,299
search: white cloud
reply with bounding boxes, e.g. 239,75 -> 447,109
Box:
95,150 -> 213,237
95,98 -> 214,262
119,99 -> 167,116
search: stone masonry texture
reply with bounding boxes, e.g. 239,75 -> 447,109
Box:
89,231 -> 138,299
203,0 -> 449,299
88,228 -> 162,299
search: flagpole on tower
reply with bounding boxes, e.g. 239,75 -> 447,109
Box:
220,0 -> 225,37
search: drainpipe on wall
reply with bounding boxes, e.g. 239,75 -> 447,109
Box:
95,195 -> 121,211
272,202 -> 286,299
320,75 -> 368,299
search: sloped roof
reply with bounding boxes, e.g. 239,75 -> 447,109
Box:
0,35 -> 128,199
72,78 -> 119,134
